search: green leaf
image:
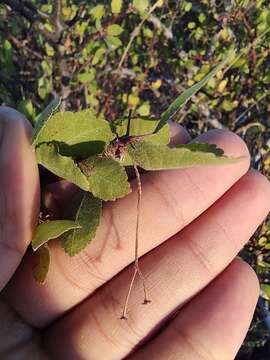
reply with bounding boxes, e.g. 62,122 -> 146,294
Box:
154,59 -> 229,133
33,244 -> 50,284
133,0 -> 149,12
60,193 -> 102,256
33,109 -> 114,157
36,143 -> 89,191
79,156 -> 131,201
90,5 -> 105,20
77,69 -> 96,83
32,97 -> 61,146
111,0 -> 122,13
92,48 -> 106,65
261,283 -> 270,300
115,117 -> 170,145
114,117 -> 170,166
17,99 -> 36,122
32,220 -> 81,251
137,102 -> 150,116
107,24 -> 124,36
126,141 -> 243,170
107,35 -> 122,48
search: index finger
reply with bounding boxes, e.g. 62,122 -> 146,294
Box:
0,107 -> 39,290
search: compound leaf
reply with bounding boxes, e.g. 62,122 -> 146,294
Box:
36,143 -> 89,191
32,220 -> 81,251
60,193 -> 102,256
154,58 -> 229,133
32,97 -> 61,146
33,109 -> 115,157
127,141 -> 243,170
33,244 -> 51,284
80,156 -> 131,201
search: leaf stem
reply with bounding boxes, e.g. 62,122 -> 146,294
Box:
121,165 -> 150,319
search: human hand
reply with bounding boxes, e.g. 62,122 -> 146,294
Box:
0,107 -> 269,360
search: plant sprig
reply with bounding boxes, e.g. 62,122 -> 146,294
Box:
31,54 -> 244,317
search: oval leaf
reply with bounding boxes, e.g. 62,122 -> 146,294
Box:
33,109 -> 115,157
32,220 -> 81,251
111,0 -> 122,13
80,156 -> 131,201
107,24 -> 124,36
33,244 -> 50,284
60,193 -> 102,256
127,141 -> 243,170
36,143 -> 89,191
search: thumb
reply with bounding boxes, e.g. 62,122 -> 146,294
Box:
0,107 -> 40,291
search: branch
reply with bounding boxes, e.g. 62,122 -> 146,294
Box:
1,0 -> 35,22
51,0 -> 65,37
8,34 -> 44,60
117,0 -> 162,70
148,14 -> 173,39
2,0 -> 65,43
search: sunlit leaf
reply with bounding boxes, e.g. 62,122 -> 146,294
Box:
111,0 -> 123,13
115,117 -> 170,145
261,283 -> 270,300
126,141 -> 243,170
33,109 -> 115,157
60,193 -> 102,256
33,244 -> 50,284
133,0 -> 149,12
154,58 -> 230,133
32,220 -> 81,251
90,5 -> 105,20
107,24 -> 124,36
36,143 -> 89,191
80,156 -> 131,201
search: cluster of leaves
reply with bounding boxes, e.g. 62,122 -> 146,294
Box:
31,58 -> 240,282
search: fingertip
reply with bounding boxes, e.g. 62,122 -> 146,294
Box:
168,121 -> 191,146
0,106 -> 33,140
231,258 -> 260,304
0,106 -> 39,290
195,128 -> 250,160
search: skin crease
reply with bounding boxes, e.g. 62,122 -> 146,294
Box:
0,107 -> 269,359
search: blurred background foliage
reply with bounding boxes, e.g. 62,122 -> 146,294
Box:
0,0 -> 270,357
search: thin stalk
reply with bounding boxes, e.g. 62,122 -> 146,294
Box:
121,165 -> 150,319
117,0 -> 161,70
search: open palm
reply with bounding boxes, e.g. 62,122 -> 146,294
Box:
0,107 -> 269,360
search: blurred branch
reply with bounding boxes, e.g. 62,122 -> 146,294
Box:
7,34 -> 44,59
148,14 -> 173,39
2,0 -> 65,43
51,0 -> 65,38
117,0 -> 162,70
1,0 -> 34,22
